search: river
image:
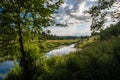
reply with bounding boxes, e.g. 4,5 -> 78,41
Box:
0,44 -> 77,80
46,44 -> 76,57
0,61 -> 14,80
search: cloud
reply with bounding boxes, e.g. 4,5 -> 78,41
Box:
45,23 -> 91,36
45,0 -> 95,36
55,0 -> 94,24
45,0 -> 119,36
45,25 -> 77,36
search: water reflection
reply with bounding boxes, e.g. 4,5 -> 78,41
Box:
46,44 -> 76,57
0,61 -> 14,80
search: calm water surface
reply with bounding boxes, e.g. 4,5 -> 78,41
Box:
0,61 -> 14,80
46,44 -> 77,57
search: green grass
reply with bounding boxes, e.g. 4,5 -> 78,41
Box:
75,36 -> 99,49
39,39 -> 78,52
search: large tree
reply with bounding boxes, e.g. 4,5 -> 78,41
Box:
0,0 -> 63,79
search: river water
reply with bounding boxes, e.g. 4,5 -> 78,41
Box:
0,44 -> 77,80
46,44 -> 76,57
0,61 -> 14,80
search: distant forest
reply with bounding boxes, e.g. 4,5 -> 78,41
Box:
40,31 -> 90,40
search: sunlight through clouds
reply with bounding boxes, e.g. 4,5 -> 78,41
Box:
45,0 -> 94,36
45,0 -> 119,36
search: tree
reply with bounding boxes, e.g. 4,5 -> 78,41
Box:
0,0 -> 63,79
88,0 -> 119,32
100,22 -> 120,40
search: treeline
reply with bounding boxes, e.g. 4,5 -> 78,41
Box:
40,32 -> 89,40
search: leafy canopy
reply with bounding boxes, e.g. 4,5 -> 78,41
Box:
0,0 -> 63,58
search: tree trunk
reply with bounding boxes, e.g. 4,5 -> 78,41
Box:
18,28 -> 25,59
17,1 -> 30,79
18,27 -> 32,80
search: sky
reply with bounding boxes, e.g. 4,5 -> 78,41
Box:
45,0 -> 120,36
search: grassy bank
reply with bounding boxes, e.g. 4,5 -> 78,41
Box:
39,39 -> 78,52
0,39 -> 77,62
75,36 -> 99,49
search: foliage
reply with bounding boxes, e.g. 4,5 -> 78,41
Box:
42,37 -> 120,80
1,0 -> 120,80
5,37 -> 120,80
40,31 -> 89,40
4,65 -> 23,80
5,44 -> 47,80
75,36 -> 99,49
0,0 -> 63,80
100,22 -> 120,40
0,0 -> 63,59
88,0 -> 119,32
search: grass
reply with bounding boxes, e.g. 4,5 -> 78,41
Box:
39,39 -> 78,52
46,40 -> 78,43
75,36 -> 99,49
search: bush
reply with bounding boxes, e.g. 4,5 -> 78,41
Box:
4,62 -> 23,80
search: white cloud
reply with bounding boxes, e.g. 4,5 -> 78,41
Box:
45,23 -> 91,36
45,0 -> 120,36
55,0 -> 92,24
45,25 -> 77,36
45,0 -> 94,36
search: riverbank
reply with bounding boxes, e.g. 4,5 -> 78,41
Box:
0,42 -> 78,80
0,39 -> 78,62
75,36 -> 99,49
39,39 -> 78,52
